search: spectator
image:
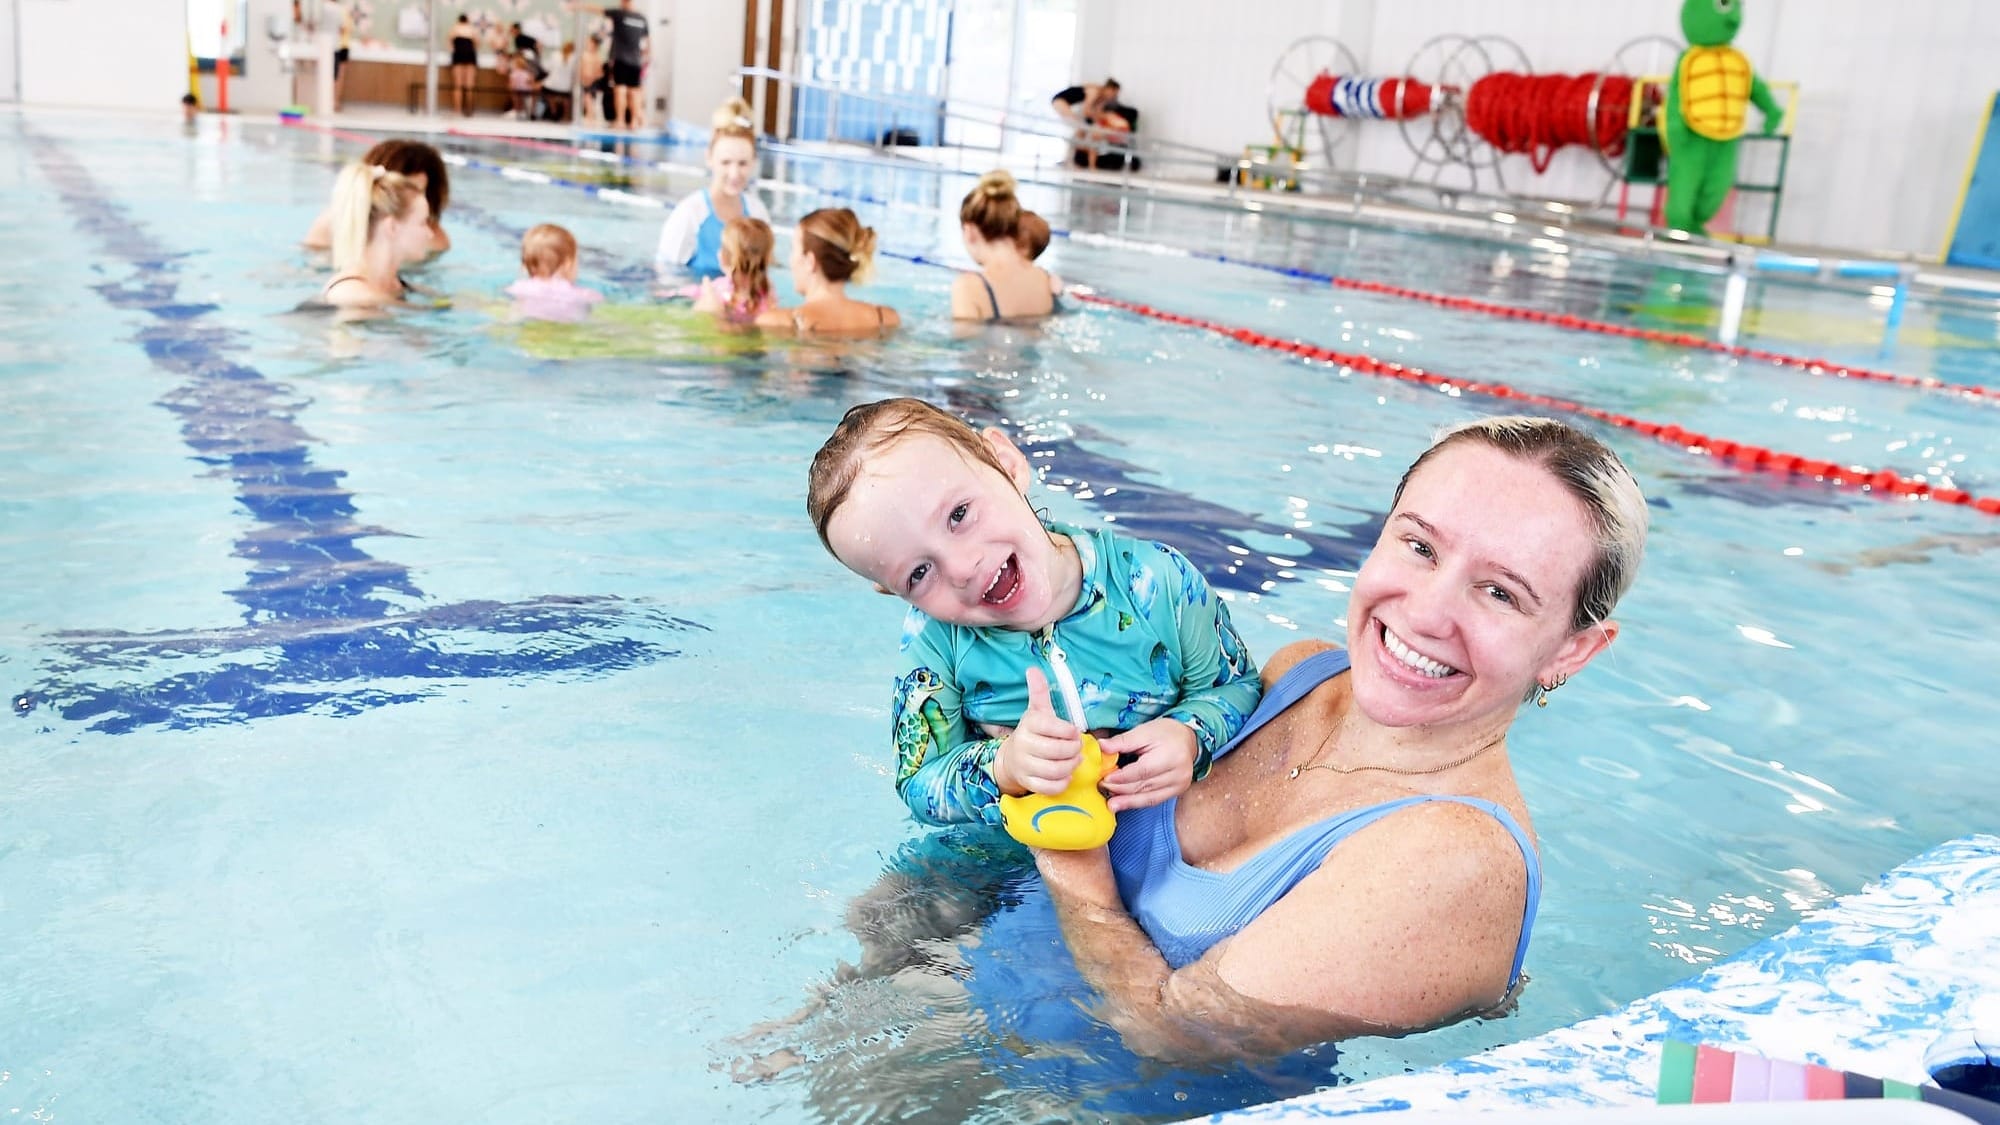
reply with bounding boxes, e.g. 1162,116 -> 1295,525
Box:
1052,78 -> 1141,171
568,0 -> 648,131
541,42 -> 576,121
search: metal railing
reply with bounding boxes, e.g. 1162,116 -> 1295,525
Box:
728,68 -> 2000,302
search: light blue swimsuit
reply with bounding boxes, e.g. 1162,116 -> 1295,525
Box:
890,520 -> 1261,827
1109,648 -> 1542,984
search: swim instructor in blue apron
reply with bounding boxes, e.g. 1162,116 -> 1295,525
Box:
654,98 -> 770,281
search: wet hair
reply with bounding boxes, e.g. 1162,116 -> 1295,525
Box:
960,169 -> 1023,243
720,217 -> 773,312
360,138 -> 450,221
1103,78 -> 1121,92
1392,415 -> 1648,636
808,397 -> 1009,555
520,223 -> 578,279
328,162 -> 424,273
1017,210 -> 1051,260
796,207 -> 878,285
710,97 -> 757,152
181,93 -> 198,107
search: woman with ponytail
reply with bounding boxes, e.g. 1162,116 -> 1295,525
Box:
756,208 -> 900,335
952,170 -> 1059,321
318,162 -> 436,309
304,139 -> 452,256
654,98 -> 771,280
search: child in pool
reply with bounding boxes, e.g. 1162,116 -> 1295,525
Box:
506,224 -> 603,323
808,397 -> 1261,827
691,217 -> 777,326
1015,210 -> 1065,304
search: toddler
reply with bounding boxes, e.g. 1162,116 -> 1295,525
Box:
807,397 -> 1261,827
692,217 -> 777,325
505,224 -> 604,323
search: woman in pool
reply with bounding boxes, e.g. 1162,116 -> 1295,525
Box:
318,162 -> 437,310
303,139 -> 452,257
654,99 -> 770,281
745,415 -> 1645,1088
756,208 -> 900,335
1031,414 -> 1647,1061
951,170 -> 1058,321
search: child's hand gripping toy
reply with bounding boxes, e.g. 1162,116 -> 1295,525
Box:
998,639 -> 1117,850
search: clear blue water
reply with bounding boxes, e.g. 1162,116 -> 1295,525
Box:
3,111 -> 1998,1124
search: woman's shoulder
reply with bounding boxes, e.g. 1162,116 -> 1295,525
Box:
1260,639 -> 1344,686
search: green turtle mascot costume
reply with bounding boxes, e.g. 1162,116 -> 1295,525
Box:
1665,0 -> 1783,236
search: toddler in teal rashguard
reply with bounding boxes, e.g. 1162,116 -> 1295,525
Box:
808,398 -> 1261,827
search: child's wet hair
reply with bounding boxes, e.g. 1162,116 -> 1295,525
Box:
808,397 -> 1011,554
1017,210 -> 1050,260
721,217 -> 774,310
360,138 -> 450,220
520,223 -> 578,278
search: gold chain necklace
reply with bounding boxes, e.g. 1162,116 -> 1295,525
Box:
1287,726 -> 1504,780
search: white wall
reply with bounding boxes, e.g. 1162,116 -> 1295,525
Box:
1,0 -> 19,102
1077,0 -> 2000,256
665,0 -> 744,128
20,0 -> 187,111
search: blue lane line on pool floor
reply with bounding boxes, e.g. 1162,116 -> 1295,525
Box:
13,132 -> 706,736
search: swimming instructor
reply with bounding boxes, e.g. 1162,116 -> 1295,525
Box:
1029,415 -> 1648,1061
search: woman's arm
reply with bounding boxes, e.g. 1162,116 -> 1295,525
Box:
303,208 -> 334,250
949,272 -> 987,320
1037,799 -> 1530,1063
653,195 -> 701,275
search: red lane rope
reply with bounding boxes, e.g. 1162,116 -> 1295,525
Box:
1073,291 -> 2000,517
1330,276 -> 1998,406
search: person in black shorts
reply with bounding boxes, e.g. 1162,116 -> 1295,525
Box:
1052,78 -> 1141,171
568,0 -> 648,130
449,13 -> 478,116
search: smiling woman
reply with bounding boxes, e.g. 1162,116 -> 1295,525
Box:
1033,414 -> 1649,1062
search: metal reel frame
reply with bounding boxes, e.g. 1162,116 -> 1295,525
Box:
1266,35 -> 1361,171
1399,32 -> 1532,194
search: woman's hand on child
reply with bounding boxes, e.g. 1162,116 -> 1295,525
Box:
994,667 -> 1084,797
1097,719 -> 1199,812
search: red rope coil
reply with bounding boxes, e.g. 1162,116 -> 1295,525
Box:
1465,72 -> 1633,173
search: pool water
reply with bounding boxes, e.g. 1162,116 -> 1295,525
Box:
3,111 -> 1997,1124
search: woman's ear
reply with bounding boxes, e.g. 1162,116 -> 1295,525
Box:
981,426 -> 1033,493
1540,619 -> 1619,686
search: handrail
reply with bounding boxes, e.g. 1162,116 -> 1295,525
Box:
736,65 -> 1276,187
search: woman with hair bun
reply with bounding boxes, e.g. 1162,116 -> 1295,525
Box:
654,98 -> 771,280
952,170 -> 1058,320
756,208 -> 900,335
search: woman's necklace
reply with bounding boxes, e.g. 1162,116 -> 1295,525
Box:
1287,726 -> 1503,780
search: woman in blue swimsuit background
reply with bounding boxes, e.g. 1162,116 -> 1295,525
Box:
1035,413 -> 1648,1062
654,99 -> 770,281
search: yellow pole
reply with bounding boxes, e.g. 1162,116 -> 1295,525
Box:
188,31 -> 201,101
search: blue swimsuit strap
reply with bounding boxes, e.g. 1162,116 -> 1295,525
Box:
1214,647 -> 1540,987
978,273 -> 1002,321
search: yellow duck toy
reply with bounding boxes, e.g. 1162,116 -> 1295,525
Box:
997,638 -> 1118,850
